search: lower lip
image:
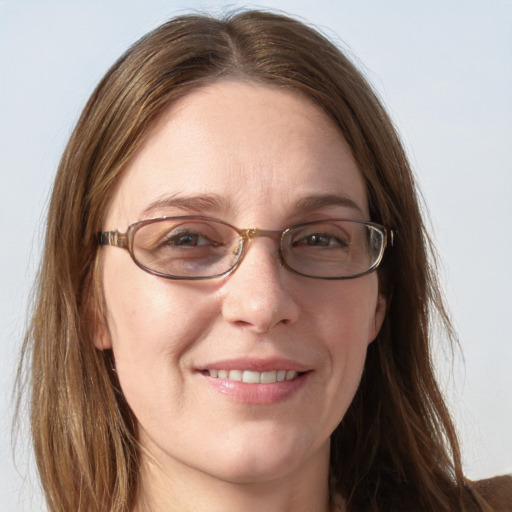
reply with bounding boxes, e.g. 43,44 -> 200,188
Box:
202,373 -> 310,405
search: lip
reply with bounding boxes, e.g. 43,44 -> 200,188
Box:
197,358 -> 311,405
198,357 -> 310,373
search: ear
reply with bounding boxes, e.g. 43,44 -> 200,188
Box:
93,314 -> 112,350
84,262 -> 112,351
90,291 -> 112,350
368,293 -> 387,345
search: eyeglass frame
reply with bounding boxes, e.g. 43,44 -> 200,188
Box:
97,215 -> 394,281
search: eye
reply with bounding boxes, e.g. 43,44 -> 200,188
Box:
162,230 -> 219,248
293,231 -> 349,248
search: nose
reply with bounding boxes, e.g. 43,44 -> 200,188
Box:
221,237 -> 300,333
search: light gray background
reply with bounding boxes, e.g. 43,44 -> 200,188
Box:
1,1 -> 511,510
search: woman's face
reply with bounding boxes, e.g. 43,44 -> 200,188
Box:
97,81 -> 386,486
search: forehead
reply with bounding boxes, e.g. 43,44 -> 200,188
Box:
105,81 -> 368,228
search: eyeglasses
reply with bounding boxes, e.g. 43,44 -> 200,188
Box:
97,216 -> 393,280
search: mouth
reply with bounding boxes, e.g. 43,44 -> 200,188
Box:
204,369 -> 303,383
197,359 -> 311,403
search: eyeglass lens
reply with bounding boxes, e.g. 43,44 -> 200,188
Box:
131,218 -> 384,279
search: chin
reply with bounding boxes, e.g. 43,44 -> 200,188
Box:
197,431 -> 329,485
206,456 -> 304,485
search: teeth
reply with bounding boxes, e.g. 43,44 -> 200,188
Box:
286,370 -> 297,380
260,371 -> 277,383
207,369 -> 299,383
228,369 -> 243,381
243,370 -> 260,383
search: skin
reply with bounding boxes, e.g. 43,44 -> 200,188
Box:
96,81 -> 386,512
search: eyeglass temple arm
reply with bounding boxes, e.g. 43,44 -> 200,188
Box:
389,229 -> 395,247
97,231 -> 128,248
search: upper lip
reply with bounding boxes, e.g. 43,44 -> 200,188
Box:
197,357 -> 311,373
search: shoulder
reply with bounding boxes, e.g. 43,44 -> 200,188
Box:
466,475 -> 512,511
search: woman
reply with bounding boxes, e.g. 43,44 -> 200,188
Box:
20,9 -> 511,512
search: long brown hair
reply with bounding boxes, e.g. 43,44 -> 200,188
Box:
19,10 -> 488,511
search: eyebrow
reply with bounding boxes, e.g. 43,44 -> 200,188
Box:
292,193 -> 365,217
141,192 -> 365,220
141,193 -> 229,218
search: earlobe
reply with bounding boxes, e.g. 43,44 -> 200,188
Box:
87,258 -> 112,350
93,319 -> 112,350
368,293 -> 387,344
90,300 -> 112,350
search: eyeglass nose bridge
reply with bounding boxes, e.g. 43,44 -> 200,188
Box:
244,227 -> 284,240
232,227 -> 287,271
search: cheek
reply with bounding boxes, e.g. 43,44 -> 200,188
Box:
102,270 -> 225,443
101,254 -> 218,390
312,276 -> 381,348
104,252 -> 207,339
301,277 -> 381,427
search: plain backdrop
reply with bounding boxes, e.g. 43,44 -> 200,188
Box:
1,1 -> 511,510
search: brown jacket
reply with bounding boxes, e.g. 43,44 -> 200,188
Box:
466,475 -> 512,511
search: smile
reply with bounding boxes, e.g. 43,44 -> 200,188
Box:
207,369 -> 299,383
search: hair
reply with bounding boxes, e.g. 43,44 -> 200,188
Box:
18,9 -> 491,512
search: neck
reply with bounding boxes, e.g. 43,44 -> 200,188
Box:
133,442 -> 340,512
